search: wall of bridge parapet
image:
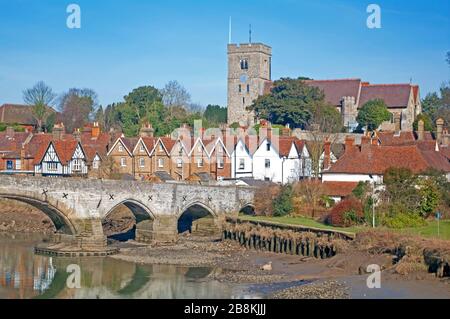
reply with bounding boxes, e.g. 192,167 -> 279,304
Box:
0,176 -> 255,230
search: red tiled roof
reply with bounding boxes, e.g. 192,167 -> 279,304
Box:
159,137 -> 176,153
359,84 -> 413,108
0,132 -> 32,157
327,144 -> 450,175
33,140 -> 79,165
0,104 -> 58,126
322,181 -> 359,197
377,131 -> 416,145
305,79 -> 362,106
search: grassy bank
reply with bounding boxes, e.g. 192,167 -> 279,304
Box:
239,215 -> 450,240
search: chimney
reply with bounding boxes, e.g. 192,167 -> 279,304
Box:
92,122 -> 101,138
436,118 -> 444,143
267,122 -> 272,140
52,123 -> 65,140
417,119 -> 424,141
219,124 -> 228,140
344,136 -> 355,151
73,128 -> 81,142
323,140 -> 331,171
361,135 -> 371,147
5,127 -> 14,138
394,113 -> 401,132
442,129 -> 449,147
282,123 -> 291,137
139,122 -> 154,138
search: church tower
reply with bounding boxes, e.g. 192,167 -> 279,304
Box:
227,43 -> 272,126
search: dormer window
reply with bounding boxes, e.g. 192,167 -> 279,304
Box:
266,142 -> 271,152
240,59 -> 248,70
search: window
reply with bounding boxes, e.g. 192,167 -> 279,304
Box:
6,160 -> 13,170
265,159 -> 271,168
15,160 -> 21,170
247,84 -> 250,93
240,59 -> 248,70
93,160 -> 99,169
139,145 -> 145,153
159,144 -> 164,152
197,158 -> 204,168
177,158 -> 183,168
198,145 -> 202,152
73,159 -> 81,172
217,158 -> 224,169
239,159 -> 245,170
238,85 -> 242,93
118,145 -> 124,152
243,97 -> 245,105
266,143 -> 271,151
218,147 -> 223,154
47,162 -> 57,172
158,158 -> 164,168
120,157 -> 127,167
139,158 -> 145,168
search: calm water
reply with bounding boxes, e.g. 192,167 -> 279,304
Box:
0,233 -> 256,299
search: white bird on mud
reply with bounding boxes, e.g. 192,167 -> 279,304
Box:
261,262 -> 273,271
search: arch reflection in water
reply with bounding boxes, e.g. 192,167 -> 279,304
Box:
0,233 -> 246,299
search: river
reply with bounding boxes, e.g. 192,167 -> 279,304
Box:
0,233 -> 258,299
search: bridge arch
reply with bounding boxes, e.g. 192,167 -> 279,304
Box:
0,194 -> 76,235
177,201 -> 219,235
239,203 -> 255,216
103,199 -> 156,242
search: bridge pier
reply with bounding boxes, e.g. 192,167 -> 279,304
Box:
135,216 -> 179,243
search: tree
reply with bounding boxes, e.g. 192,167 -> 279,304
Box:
23,81 -> 56,132
310,102 -> 343,133
59,88 -> 98,133
44,112 -> 56,133
162,80 -> 191,116
383,167 -> 420,213
94,105 -> 105,128
248,78 -> 325,128
293,180 -> 326,218
356,99 -> 391,131
418,179 -> 440,218
272,185 -> 294,217
203,104 -> 227,124
413,113 -> 434,132
421,92 -> 441,119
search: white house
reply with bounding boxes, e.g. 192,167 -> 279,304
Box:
231,137 -> 255,179
253,137 -> 309,184
34,140 -> 88,177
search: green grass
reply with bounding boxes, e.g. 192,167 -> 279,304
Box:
397,220 -> 450,240
239,215 -> 450,240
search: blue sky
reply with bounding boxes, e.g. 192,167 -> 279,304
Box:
0,0 -> 449,108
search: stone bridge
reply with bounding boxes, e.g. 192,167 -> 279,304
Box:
0,176 -> 255,250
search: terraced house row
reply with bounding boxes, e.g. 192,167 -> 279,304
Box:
1,120 -> 449,187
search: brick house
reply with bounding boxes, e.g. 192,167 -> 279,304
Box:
106,137 -> 138,176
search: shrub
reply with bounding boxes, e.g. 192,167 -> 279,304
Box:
383,213 -> 426,229
327,197 -> 364,227
273,185 -> 294,217
254,185 -> 281,216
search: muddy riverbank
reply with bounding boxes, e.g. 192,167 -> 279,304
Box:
111,234 -> 450,299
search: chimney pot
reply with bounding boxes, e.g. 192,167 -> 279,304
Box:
418,119 -> 424,141
436,118 -> 444,143
345,136 -> 355,150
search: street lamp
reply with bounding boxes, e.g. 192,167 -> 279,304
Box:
369,174 -> 376,228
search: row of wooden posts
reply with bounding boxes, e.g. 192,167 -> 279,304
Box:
222,224 -> 340,259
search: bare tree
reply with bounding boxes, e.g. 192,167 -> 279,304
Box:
162,80 -> 191,112
293,180 -> 326,218
59,88 -> 99,132
23,81 -> 56,132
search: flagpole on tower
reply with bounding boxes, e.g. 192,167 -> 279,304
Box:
249,24 -> 252,44
229,16 -> 232,44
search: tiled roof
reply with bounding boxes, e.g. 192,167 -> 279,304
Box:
359,84 -> 413,108
159,137 -> 177,153
326,144 -> 450,175
322,181 -> 359,197
0,104 -> 58,125
0,131 -> 32,157
305,79 -> 362,106
33,140 -> 79,165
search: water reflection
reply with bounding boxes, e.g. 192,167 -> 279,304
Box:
0,233 -> 248,299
